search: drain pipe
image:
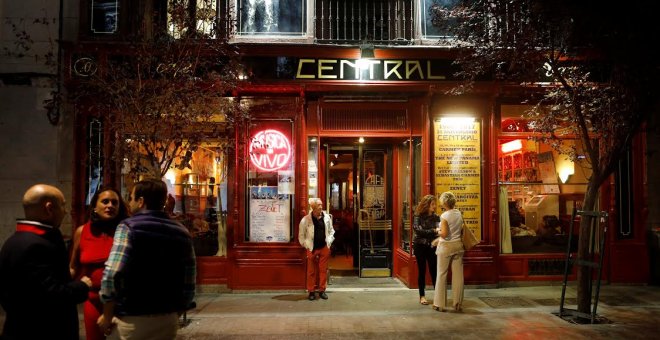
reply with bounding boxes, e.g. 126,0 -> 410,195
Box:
47,0 -> 64,125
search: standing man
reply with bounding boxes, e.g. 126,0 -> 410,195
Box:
0,184 -> 92,340
298,197 -> 334,300
98,179 -> 196,338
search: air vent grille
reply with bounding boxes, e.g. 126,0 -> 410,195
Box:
321,109 -> 408,131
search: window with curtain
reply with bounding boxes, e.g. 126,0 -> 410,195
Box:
236,0 -> 307,36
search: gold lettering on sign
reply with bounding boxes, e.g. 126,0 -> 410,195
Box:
296,59 -> 315,79
406,61 -> 424,79
318,59 -> 338,79
427,60 -> 445,80
294,59 -> 447,80
434,118 -> 482,240
384,60 -> 403,79
340,60 -> 360,80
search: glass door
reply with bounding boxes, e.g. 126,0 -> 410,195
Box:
325,146 -> 359,274
325,143 -> 393,277
358,148 -> 392,277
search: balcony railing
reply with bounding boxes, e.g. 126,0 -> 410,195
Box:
315,0 -> 415,45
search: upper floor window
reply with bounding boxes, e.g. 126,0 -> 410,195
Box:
91,0 -> 119,34
236,0 -> 307,36
421,0 -> 459,40
168,0 -> 221,38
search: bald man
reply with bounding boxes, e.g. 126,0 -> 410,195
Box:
0,184 -> 92,340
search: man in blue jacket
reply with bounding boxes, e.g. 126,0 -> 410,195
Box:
0,184 -> 92,340
98,178 -> 196,338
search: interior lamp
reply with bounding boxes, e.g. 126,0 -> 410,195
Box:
501,139 -> 523,153
558,166 -> 574,183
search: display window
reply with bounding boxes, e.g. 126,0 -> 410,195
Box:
118,143 -> 229,257
498,110 -> 594,254
245,120 -> 295,242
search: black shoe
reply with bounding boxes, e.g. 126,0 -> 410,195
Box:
308,292 -> 315,301
319,291 -> 328,300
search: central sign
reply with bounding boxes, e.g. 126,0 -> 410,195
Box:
249,129 -> 292,172
295,58 -> 452,81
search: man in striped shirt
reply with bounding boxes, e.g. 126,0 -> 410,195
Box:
98,179 -> 196,338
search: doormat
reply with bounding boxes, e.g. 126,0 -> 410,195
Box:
328,276 -> 405,289
599,295 -> 646,306
533,298 -> 578,306
479,297 -> 534,308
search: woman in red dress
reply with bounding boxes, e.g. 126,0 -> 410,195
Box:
69,186 -> 128,340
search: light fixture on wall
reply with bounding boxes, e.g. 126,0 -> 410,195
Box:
357,43 -> 375,71
360,43 -> 375,59
501,139 -> 523,153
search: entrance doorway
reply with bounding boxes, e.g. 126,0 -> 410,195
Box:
325,141 -> 393,277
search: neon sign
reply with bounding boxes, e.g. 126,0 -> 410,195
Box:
249,129 -> 292,172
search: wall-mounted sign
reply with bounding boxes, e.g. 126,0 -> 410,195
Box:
249,129 -> 292,172
434,118 -> 482,240
295,58 -> 453,81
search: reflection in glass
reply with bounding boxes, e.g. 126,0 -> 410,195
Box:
91,0 -> 118,34
422,0 -> 459,39
238,0 -> 305,35
498,138 -> 592,254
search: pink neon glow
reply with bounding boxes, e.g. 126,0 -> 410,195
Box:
249,129 -> 292,172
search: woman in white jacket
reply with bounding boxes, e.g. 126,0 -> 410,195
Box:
298,197 -> 335,300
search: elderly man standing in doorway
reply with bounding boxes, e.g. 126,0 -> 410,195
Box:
0,184 -> 92,340
299,197 -> 335,300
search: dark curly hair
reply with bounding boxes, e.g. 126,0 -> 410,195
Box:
89,186 -> 129,223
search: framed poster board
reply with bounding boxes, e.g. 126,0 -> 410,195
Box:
537,151 -> 560,194
433,118 -> 482,240
248,186 -> 291,242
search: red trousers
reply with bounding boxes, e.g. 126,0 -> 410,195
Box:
306,247 -> 330,293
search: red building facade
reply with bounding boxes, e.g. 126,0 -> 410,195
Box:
65,1 -> 650,290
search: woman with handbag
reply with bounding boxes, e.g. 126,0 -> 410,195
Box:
412,195 -> 441,305
432,191 -> 465,312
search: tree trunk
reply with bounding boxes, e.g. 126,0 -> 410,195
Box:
576,178 -> 600,316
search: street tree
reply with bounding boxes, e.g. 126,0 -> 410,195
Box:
70,0 -> 249,180
431,0 -> 660,318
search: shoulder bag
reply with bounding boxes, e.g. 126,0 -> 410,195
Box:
462,224 -> 479,251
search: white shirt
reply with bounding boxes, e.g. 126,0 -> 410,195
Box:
441,209 -> 463,241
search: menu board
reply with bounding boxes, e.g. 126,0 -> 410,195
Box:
248,186 -> 291,242
434,119 -> 482,240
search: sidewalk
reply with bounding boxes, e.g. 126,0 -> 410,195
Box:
176,278 -> 660,340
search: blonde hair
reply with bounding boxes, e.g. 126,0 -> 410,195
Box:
439,191 -> 456,209
414,194 -> 436,216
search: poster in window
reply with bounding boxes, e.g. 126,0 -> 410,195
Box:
537,152 -> 560,194
249,186 -> 291,242
278,170 -> 294,194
